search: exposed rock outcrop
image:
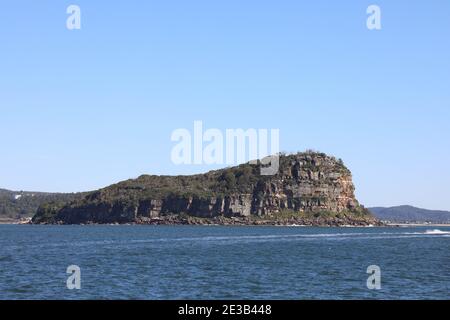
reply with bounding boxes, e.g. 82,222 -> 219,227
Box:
32,152 -> 378,225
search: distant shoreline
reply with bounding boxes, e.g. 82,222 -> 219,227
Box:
2,222 -> 450,228
3,217 -> 379,227
2,217 -> 449,227
386,223 -> 450,227
0,217 -> 32,225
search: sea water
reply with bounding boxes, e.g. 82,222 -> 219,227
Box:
0,225 -> 448,300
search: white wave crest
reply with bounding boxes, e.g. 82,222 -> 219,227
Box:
424,229 -> 450,235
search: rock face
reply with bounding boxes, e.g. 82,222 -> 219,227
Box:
32,152 -> 375,225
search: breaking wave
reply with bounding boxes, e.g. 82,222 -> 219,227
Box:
424,229 -> 450,235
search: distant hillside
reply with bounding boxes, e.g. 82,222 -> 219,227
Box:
0,188 -> 85,221
369,206 -> 450,224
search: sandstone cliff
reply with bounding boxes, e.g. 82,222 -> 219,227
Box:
32,152 -> 378,225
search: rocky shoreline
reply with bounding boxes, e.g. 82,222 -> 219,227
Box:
142,217 -> 383,227
36,214 -> 383,227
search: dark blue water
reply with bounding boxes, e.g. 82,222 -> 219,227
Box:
0,225 -> 448,300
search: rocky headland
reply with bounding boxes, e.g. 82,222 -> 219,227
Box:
32,152 -> 381,226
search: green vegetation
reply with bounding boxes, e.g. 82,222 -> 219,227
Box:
0,189 -> 84,220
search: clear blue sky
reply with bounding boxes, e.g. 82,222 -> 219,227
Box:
1,1 -> 449,210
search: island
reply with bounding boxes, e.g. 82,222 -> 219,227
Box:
31,151 -> 380,226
